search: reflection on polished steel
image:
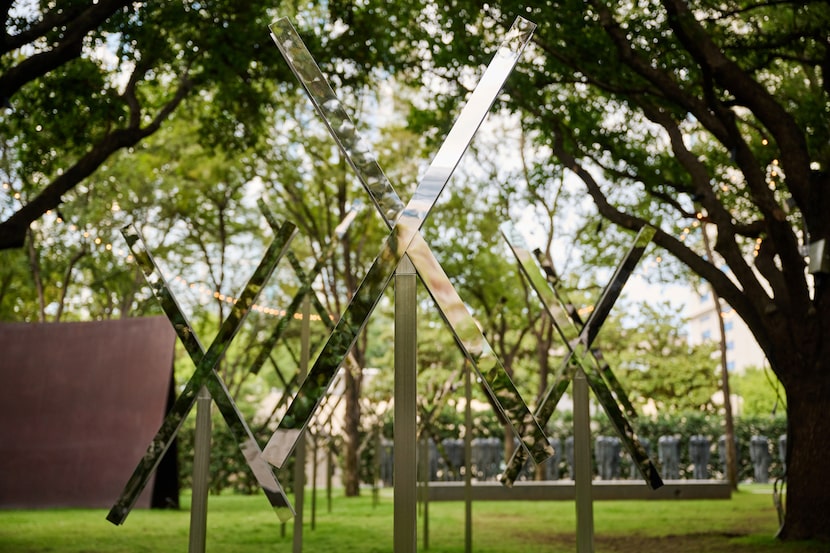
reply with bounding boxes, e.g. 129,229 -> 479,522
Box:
501,222 -> 637,417
407,232 -> 552,464
270,20 -> 403,224
107,209 -> 297,526
262,16 -> 555,469
286,15 -> 553,461
499,224 -> 664,489
248,200 -> 362,377
247,203 -> 362,427
270,18 -> 535,227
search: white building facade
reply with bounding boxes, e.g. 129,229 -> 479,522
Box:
686,289 -> 768,374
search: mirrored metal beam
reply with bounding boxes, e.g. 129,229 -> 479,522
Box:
270,15 -> 549,461
501,222 -> 636,418
263,16 -> 553,468
107,212 -> 297,525
407,232 -> 553,463
499,225 -> 663,489
248,201 -> 363,377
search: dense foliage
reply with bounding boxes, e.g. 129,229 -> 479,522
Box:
2,0 -> 827,540
364,0 -> 828,539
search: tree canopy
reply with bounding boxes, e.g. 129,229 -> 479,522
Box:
0,0 -> 405,249
381,0 -> 828,540
2,0 -> 829,542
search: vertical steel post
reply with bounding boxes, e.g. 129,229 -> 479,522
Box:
573,368 -> 595,553
394,254 -> 417,553
326,442 -> 333,513
311,435 -> 318,530
293,295 -> 311,553
188,386 -> 212,553
373,425 -> 381,507
464,360 -> 473,553
420,436 -> 430,549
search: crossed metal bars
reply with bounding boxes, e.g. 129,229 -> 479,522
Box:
246,199 -> 361,379
109,15 -> 661,530
262,16 -> 557,470
107,206 -> 298,525
247,204 -> 362,427
499,223 -> 664,489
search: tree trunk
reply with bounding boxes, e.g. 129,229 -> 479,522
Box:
342,357 -> 363,497
777,369 -> 830,541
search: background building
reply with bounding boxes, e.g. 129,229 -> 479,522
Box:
687,289 -> 768,374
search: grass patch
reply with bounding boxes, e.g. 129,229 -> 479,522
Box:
0,484 -> 825,552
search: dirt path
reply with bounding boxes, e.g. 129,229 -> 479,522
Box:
526,532 -> 830,553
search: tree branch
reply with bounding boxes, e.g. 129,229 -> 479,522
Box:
661,0 -> 812,204
547,117 -> 775,358
56,245 -> 88,321
0,0 -> 132,101
588,0 -> 733,145
2,4 -> 86,54
0,71 -> 193,250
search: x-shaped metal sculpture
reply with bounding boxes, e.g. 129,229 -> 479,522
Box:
262,16 -> 556,469
246,204 -> 361,429
246,200 -> 361,379
499,222 -> 664,489
107,207 -> 298,525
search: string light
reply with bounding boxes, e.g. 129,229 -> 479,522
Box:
167,269 -> 327,321
753,238 -> 762,257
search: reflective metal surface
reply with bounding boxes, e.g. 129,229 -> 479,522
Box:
501,222 -> 637,418
499,225 -> 663,489
573,369 -> 595,553
408,233 -> 553,463
270,19 -> 403,224
248,201 -> 361,377
263,16 -> 553,468
107,212 -> 297,525
189,386 -> 211,553
394,254 -> 418,553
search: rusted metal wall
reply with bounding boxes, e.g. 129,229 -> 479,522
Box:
0,317 -> 178,509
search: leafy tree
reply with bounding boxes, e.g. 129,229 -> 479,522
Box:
732,365 -> 786,418
0,0 -> 405,250
0,1 -> 421,498
382,0 -> 829,540
598,301 -> 719,413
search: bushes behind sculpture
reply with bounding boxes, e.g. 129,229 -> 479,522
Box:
176,403 -> 785,492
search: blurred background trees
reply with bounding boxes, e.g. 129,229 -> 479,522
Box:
2,0 -> 823,540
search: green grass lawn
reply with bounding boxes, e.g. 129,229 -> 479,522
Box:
0,484 -> 825,552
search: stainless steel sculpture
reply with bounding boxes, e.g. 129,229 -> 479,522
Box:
262,16 -> 555,469
247,199 -> 361,379
499,222 -> 663,489
107,206 -> 297,525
